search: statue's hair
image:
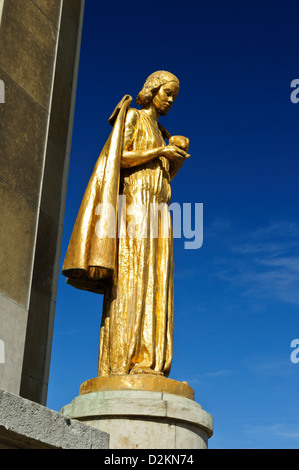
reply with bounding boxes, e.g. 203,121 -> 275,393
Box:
136,71 -> 180,106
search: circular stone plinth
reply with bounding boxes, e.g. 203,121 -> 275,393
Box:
79,375 -> 194,400
61,390 -> 213,449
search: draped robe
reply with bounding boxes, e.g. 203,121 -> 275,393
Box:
63,97 -> 175,377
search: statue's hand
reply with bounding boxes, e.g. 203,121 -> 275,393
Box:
162,145 -> 190,162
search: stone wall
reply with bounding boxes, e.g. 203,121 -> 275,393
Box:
0,0 -> 85,404
0,390 -> 109,449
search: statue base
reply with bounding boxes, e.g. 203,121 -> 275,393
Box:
61,377 -> 213,449
79,374 -> 194,400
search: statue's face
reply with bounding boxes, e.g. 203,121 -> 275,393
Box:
153,81 -> 179,116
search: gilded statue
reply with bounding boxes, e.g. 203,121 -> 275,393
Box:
62,71 -> 190,381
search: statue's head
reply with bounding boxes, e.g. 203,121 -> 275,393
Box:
137,71 -> 180,116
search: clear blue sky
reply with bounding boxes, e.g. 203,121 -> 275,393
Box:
47,0 -> 299,449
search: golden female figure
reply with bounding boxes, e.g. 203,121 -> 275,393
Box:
62,71 -> 190,379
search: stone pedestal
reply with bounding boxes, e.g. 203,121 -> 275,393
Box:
61,377 -> 213,449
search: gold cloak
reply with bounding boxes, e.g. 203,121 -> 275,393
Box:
62,95 -> 132,294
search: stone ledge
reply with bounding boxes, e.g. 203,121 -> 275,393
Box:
0,389 -> 109,449
61,390 -> 213,437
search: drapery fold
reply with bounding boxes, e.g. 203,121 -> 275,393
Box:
62,95 -> 132,294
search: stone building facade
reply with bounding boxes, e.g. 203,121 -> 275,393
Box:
0,0 -> 85,405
